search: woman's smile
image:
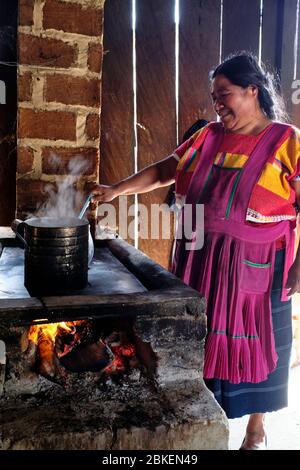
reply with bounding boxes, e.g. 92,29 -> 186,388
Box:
218,110 -> 232,120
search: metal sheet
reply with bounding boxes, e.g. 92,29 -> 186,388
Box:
0,247 -> 30,298
0,246 -> 146,299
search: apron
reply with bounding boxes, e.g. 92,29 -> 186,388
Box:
172,122 -> 296,384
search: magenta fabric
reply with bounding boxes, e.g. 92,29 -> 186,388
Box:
172,122 -> 296,384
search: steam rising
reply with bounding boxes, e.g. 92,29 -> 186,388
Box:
36,155 -> 89,219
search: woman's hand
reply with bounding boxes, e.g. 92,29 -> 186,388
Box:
91,184 -> 119,203
285,259 -> 300,296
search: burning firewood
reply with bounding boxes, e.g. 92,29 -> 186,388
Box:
23,322 -> 78,379
59,339 -> 112,373
37,334 -> 57,379
133,335 -> 159,379
55,324 -> 76,359
21,320 -> 157,384
20,326 -> 38,369
102,331 -> 138,377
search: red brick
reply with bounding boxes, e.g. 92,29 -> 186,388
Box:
19,33 -> 78,68
45,75 -> 100,107
17,147 -> 34,174
19,0 -> 34,27
18,108 -> 77,140
18,72 -> 33,102
85,114 -> 100,140
17,179 -> 56,214
43,0 -> 103,37
42,147 -> 99,175
88,42 -> 103,73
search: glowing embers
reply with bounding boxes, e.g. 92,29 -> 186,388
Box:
21,318 -> 158,384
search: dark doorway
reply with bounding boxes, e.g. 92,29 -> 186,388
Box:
0,0 -> 18,225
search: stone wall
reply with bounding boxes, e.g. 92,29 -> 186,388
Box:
17,0 -> 105,221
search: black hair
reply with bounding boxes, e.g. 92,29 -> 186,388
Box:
210,52 -> 289,122
181,119 -> 209,142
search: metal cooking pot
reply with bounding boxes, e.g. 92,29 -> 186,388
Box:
12,217 -> 89,296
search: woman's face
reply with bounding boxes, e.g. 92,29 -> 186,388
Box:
210,74 -> 259,132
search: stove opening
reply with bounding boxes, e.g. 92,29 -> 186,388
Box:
22,317 -> 158,386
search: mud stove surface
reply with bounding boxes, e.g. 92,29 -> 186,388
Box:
0,237 -> 228,450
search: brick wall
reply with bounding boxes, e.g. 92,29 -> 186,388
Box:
17,0 -> 105,225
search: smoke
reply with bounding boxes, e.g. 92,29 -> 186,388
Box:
36,155 -> 89,219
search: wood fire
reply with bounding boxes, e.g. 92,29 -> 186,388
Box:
21,319 -> 157,384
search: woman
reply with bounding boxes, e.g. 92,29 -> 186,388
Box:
92,53 -> 300,450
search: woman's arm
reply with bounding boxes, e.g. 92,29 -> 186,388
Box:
286,180 -> 300,295
91,155 -> 178,202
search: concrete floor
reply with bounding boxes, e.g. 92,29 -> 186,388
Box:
229,361 -> 300,450
229,295 -> 300,450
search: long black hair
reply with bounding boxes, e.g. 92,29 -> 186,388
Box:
210,52 -> 289,123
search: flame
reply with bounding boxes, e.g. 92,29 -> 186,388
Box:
25,321 -> 139,380
28,321 -> 78,344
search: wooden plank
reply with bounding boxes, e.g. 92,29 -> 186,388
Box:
262,1 -> 299,125
99,0 -> 135,244
0,297 -> 46,322
222,0 -> 261,59
136,0 -> 176,268
290,0 -> 300,127
281,0 -> 297,118
261,0 -> 283,74
178,0 -> 220,137
0,288 -> 204,327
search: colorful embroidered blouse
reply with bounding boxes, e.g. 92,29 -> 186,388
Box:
173,122 -> 300,224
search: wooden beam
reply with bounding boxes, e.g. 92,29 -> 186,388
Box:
289,0 -> 300,126
280,0 -> 297,118
136,0 -> 176,268
222,0 -> 261,58
0,288 -> 205,327
178,0 -> 220,137
261,0 -> 283,75
100,0 -> 135,244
